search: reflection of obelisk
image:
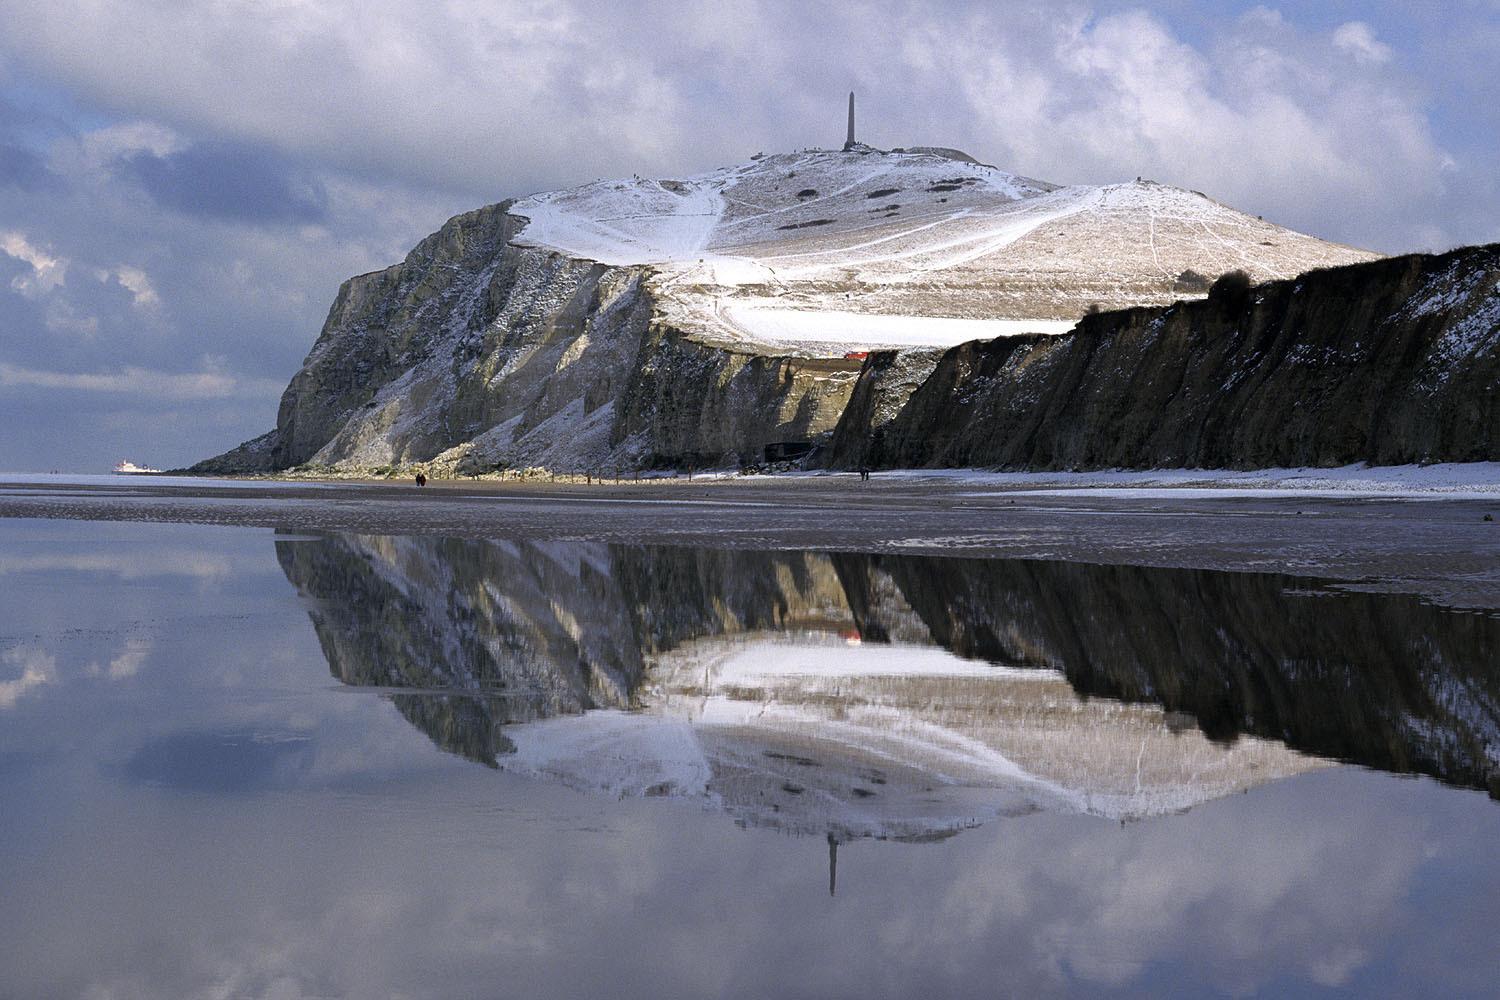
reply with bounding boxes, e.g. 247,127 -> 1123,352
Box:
844,92 -> 855,150
827,833 -> 838,896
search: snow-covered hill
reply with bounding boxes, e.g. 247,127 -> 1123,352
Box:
512,146 -> 1376,354
196,144 -> 1455,478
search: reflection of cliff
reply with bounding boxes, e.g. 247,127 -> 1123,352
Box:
277,536 -> 1500,818
621,637 -> 1324,837
276,536 -> 645,766
274,538 -> 871,766
880,557 -> 1500,795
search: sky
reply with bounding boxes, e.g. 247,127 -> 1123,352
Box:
1,0 -> 1498,472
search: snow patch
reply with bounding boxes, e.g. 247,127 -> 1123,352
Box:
719,305 -> 1075,349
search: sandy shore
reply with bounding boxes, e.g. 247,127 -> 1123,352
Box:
5,474 -> 1500,609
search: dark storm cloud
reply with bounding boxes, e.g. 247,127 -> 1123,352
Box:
0,142 -> 59,191
115,140 -> 328,224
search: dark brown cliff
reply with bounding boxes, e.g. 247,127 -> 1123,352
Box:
830,244 -> 1500,470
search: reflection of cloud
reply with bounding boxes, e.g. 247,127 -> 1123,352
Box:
0,637 -> 152,709
124,728 -> 316,794
0,551 -> 231,580
0,648 -> 56,709
8,768 -> 1465,998
958,784 -> 1421,992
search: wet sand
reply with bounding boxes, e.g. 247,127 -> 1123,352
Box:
5,475 -> 1500,609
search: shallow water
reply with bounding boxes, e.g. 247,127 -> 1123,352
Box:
2,517 -> 1498,998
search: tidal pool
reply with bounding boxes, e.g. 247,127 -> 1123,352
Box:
1,517 -> 1497,998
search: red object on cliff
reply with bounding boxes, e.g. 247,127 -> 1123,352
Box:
843,351 -> 869,360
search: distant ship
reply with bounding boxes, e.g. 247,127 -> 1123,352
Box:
112,460 -> 161,475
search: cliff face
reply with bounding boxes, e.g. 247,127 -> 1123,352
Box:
611,332 -> 860,467
830,245 -> 1500,470
194,202 -> 859,474
195,147 -> 1390,476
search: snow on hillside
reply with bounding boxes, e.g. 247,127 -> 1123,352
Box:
511,148 -> 1053,265
510,146 -> 1378,356
718,306 -> 1076,350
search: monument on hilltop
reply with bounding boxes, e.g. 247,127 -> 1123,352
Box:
843,91 -> 855,150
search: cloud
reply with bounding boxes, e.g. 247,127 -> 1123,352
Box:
0,362 -> 284,400
91,636 -> 152,680
912,8 -> 1451,248
1333,21 -> 1393,65
0,4 -> 1476,255
115,139 -> 328,224
96,264 -> 160,308
75,120 -> 182,166
0,142 -> 60,191
43,298 -> 98,336
1,230 -> 67,295
0,647 -> 56,709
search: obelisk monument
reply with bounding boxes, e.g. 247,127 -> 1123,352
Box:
844,91 -> 855,150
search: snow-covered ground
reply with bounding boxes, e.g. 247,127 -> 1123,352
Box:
510,147 -> 1377,355
847,462 -> 1500,498
717,305 -> 1076,349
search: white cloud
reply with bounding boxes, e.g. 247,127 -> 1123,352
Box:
1333,21 -> 1393,65
75,120 -> 184,168
89,636 -> 152,680
0,362 -> 284,400
96,265 -> 161,308
0,647 -> 56,709
43,298 -> 99,336
1,230 -> 68,296
0,2 -> 1469,257
916,8 -> 1448,248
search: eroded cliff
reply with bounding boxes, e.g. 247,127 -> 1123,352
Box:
830,245 -> 1500,470
195,205 -> 860,475
195,147 -> 1385,476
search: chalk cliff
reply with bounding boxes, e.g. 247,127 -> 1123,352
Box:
194,147 -> 1377,475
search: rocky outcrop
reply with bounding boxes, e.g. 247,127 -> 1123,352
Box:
193,205 -> 861,475
823,348 -> 944,467
612,332 -> 860,467
194,147 -> 1392,477
829,245 -> 1500,469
